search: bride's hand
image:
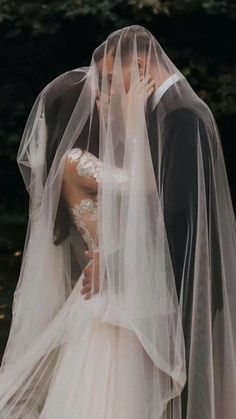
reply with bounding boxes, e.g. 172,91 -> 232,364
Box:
81,250 -> 100,299
122,74 -> 155,116
129,74 -> 155,100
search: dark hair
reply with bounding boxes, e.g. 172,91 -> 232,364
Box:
53,195 -> 73,245
44,72 -> 99,246
53,115 -> 99,246
93,25 -> 156,65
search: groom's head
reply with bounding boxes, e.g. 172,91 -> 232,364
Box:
93,26 -> 167,96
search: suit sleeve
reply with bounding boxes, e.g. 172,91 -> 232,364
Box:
161,108 -> 223,318
161,108 -> 201,301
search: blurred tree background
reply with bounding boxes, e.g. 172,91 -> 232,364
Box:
0,0 -> 235,358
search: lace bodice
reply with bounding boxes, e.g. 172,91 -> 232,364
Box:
65,148 -> 128,251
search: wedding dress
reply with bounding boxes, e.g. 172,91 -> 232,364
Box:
0,147 -> 182,419
39,148 -> 161,419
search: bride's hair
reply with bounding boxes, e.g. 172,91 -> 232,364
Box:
48,83 -> 99,246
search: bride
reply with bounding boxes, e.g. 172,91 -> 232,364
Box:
0,25 -> 236,419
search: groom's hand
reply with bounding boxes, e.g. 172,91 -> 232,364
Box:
81,250 -> 100,299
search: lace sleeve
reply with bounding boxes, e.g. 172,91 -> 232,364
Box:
96,165 -> 129,188
66,148 -> 103,180
66,148 -> 129,189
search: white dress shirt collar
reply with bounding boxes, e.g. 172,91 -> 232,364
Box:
151,72 -> 184,112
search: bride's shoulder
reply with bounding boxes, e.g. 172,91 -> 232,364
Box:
64,148 -> 103,181
65,148 -> 100,163
65,147 -> 84,161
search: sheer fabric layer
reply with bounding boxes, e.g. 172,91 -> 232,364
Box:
0,25 -> 235,419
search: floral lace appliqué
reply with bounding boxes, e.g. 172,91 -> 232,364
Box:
66,147 -> 129,186
66,148 -> 103,180
66,147 -> 129,250
71,198 -> 98,251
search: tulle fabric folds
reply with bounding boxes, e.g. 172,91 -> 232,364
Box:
0,25 -> 236,419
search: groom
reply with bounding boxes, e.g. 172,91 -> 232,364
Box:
80,27 -> 223,418
82,29 -> 202,303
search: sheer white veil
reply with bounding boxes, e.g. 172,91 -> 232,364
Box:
0,25 -> 235,419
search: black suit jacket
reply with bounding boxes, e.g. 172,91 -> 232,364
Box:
146,85 -> 223,416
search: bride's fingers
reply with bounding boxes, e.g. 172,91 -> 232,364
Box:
82,276 -> 90,286
139,74 -> 152,89
142,77 -> 155,91
147,85 -> 154,98
84,291 -> 91,300
130,75 -> 155,97
140,78 -> 155,98
145,80 -> 155,96
81,284 -> 91,294
129,74 -> 147,92
130,75 -> 148,93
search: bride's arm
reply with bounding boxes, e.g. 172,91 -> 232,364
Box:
63,149 -> 128,299
63,149 -> 101,193
62,150 -> 103,298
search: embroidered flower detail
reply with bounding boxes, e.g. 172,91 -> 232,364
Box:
71,198 -> 98,251
66,148 -> 103,180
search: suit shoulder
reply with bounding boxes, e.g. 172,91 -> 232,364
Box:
164,106 -> 209,138
164,107 -> 199,125
162,107 -> 209,154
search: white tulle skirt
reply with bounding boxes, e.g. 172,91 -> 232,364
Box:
40,274 -> 161,419
0,272 -> 174,419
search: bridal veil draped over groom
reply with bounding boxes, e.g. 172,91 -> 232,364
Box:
0,25 -> 236,419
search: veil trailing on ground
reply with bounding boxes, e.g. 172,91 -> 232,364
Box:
0,25 -> 236,419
